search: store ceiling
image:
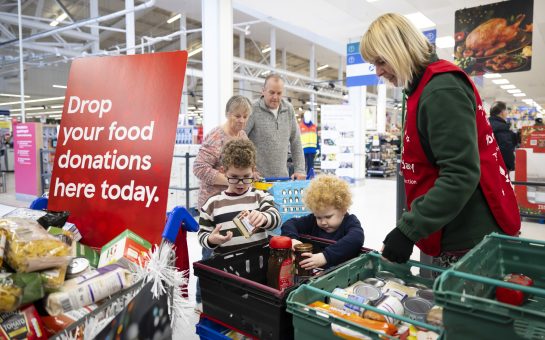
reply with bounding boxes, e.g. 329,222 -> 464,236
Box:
0,0 -> 543,119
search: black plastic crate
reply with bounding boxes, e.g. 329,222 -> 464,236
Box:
193,235 -> 372,340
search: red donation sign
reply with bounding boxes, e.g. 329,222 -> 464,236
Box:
48,51 -> 187,247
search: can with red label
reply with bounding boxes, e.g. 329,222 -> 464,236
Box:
495,273 -> 533,306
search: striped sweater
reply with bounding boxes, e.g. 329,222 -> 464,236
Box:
198,188 -> 281,253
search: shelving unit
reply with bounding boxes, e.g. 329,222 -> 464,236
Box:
365,133 -> 399,178
40,124 -> 58,194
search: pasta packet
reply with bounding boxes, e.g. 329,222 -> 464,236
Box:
0,218 -> 72,273
0,272 -> 44,312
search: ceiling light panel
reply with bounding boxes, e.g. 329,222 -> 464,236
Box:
500,84 -> 516,89
436,36 -> 455,49
492,79 -> 509,85
405,12 -> 436,29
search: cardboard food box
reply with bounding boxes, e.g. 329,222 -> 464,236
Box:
98,229 -> 151,268
232,210 -> 256,238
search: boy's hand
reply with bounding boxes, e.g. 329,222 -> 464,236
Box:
291,239 -> 302,250
299,252 -> 327,270
207,225 -> 233,245
247,210 -> 267,228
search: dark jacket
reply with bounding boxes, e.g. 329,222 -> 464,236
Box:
281,213 -> 364,267
489,115 -> 516,171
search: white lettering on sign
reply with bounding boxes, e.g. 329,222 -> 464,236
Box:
492,152 -> 498,161
404,179 -> 417,185
401,161 -> 415,173
67,96 -> 112,118
538,205 -> 545,210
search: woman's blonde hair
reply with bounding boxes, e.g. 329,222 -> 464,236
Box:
303,175 -> 352,212
225,95 -> 252,118
360,13 -> 432,88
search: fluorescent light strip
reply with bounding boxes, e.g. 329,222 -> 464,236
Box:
10,107 -> 44,112
261,47 -> 271,53
483,73 -> 501,79
500,84 -> 516,90
50,104 -> 64,109
50,12 -> 68,27
52,84 -> 67,89
317,64 -> 329,71
28,110 -> 63,116
492,79 -> 509,85
167,13 -> 181,24
0,96 -> 65,106
513,93 -> 526,97
507,89 -> 521,94
0,93 -> 30,98
405,12 -> 435,29
188,47 -> 202,57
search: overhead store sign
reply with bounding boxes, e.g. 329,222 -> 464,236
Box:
454,0 -> 533,76
346,42 -> 379,87
48,51 -> 188,247
422,29 -> 436,45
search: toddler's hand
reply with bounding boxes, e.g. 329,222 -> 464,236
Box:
299,252 -> 327,270
291,239 -> 302,251
247,210 -> 267,228
207,225 -> 233,245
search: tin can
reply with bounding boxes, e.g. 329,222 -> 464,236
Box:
403,297 -> 434,323
495,273 -> 533,306
67,257 -> 91,279
387,277 -> 406,286
375,270 -> 395,281
363,295 -> 404,324
352,283 -> 382,304
406,282 -> 429,290
363,277 -> 385,288
416,289 -> 435,302
329,288 -> 368,316
384,288 -> 408,302
383,280 -> 418,298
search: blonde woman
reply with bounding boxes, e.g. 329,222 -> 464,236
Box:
360,13 -> 520,265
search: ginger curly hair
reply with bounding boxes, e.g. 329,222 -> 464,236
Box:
221,139 -> 256,170
303,175 -> 352,212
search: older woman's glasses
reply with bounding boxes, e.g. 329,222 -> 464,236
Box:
227,177 -> 254,184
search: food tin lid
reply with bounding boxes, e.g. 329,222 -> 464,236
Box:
352,283 -> 382,302
269,236 -> 292,249
375,270 -> 395,281
386,277 -> 406,286
363,277 -> 385,288
416,289 -> 435,302
403,297 -> 434,316
406,282 -> 429,290
294,243 -> 313,252
67,257 -> 90,275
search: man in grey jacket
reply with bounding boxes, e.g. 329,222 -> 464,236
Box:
245,74 -> 306,179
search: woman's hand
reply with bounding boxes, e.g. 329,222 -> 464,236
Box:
207,225 -> 233,245
299,252 -> 327,270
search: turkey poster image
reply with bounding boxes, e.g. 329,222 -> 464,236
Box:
454,0 -> 533,76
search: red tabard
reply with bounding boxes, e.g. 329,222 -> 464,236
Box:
402,60 -> 520,256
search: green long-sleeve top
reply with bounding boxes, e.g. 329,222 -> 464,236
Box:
398,62 -> 502,252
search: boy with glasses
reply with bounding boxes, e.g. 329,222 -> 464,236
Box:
197,139 -> 281,253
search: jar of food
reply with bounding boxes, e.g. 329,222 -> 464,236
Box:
267,236 -> 294,290
293,243 -> 313,283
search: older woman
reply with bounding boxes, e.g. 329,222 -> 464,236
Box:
193,95 -> 252,210
360,13 -> 520,265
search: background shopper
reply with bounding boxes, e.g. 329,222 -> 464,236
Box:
489,101 -> 517,171
245,74 -> 306,180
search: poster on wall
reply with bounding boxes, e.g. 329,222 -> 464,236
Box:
365,106 -> 377,131
48,51 -> 187,247
454,0 -> 533,76
320,105 -> 356,183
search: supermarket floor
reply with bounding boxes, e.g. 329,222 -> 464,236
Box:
0,174 -> 543,339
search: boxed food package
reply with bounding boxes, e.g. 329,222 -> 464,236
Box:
71,242 -> 99,269
62,222 -> 82,242
0,272 -> 45,312
0,218 -> 72,272
98,229 -> 151,268
40,304 -> 97,337
0,305 -> 47,340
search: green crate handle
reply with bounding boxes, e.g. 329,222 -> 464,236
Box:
366,251 -> 446,274
487,232 -> 545,247
299,284 -> 443,333
435,269 -> 545,299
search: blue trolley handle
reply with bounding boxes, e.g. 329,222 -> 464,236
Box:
162,206 -> 199,243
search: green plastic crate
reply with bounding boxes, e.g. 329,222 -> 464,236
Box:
434,233 -> 545,340
286,252 -> 445,339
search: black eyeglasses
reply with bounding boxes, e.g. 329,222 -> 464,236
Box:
227,177 -> 254,184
